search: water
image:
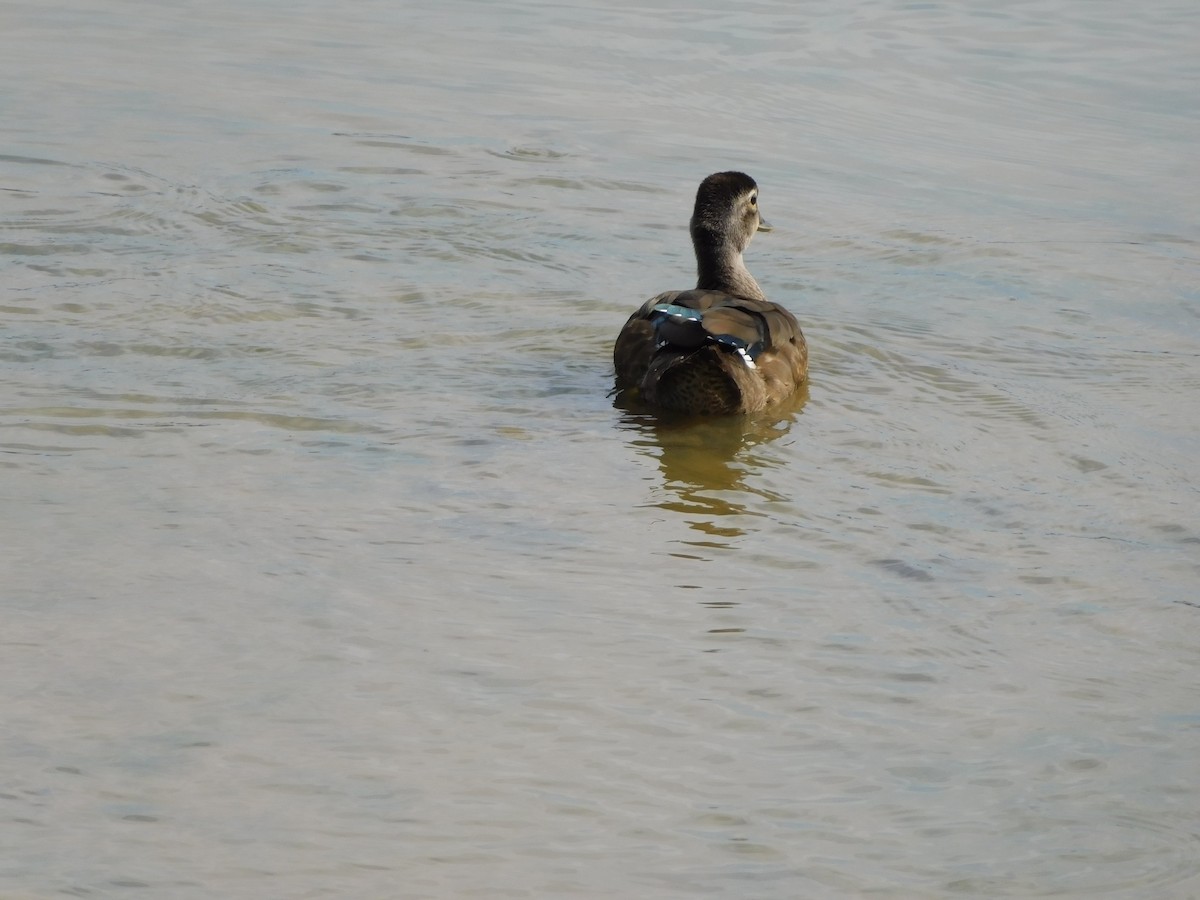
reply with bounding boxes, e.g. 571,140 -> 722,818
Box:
2,0 -> 1198,896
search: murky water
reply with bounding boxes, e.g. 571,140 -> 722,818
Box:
3,0 -> 1198,896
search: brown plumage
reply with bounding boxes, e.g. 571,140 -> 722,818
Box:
613,172 -> 808,415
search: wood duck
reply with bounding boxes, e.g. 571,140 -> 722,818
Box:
613,172 -> 808,414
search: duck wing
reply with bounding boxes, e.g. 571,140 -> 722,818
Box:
614,289 -> 807,411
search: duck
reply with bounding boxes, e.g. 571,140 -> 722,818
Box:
613,171 -> 808,415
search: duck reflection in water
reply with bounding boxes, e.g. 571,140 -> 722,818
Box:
614,386 -> 809,544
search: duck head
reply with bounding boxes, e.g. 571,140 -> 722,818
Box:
690,171 -> 771,257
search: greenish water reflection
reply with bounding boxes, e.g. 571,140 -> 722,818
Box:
616,385 -> 809,538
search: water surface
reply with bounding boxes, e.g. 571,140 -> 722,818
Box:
2,0 -> 1198,897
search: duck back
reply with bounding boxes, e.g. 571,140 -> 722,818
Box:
613,289 -> 807,415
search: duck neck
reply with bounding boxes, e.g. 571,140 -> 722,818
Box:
692,230 -> 765,300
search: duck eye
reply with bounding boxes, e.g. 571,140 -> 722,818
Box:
749,194 -> 757,206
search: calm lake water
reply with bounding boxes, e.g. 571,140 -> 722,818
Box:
3,0 -> 1198,897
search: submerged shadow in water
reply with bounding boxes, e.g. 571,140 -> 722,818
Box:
614,384 -> 809,544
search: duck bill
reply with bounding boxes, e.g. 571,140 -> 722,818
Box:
757,217 -> 773,232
